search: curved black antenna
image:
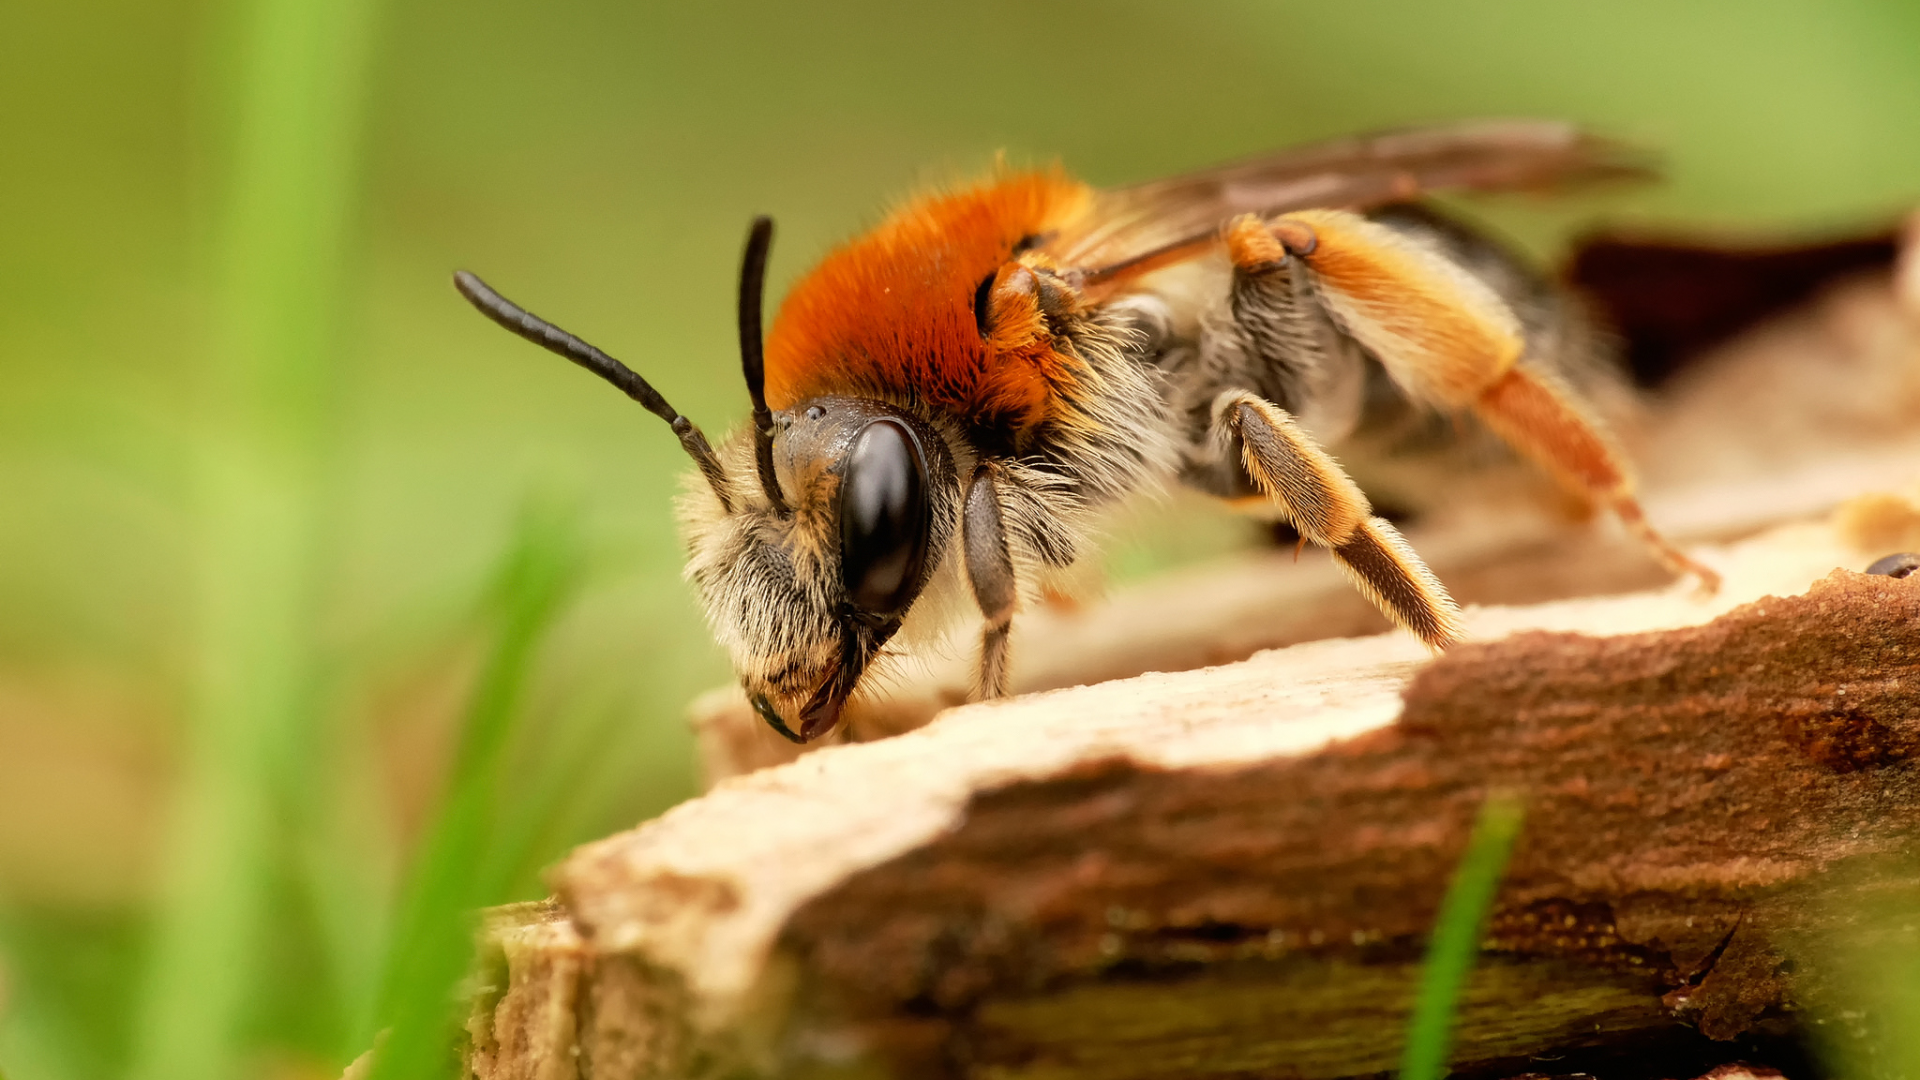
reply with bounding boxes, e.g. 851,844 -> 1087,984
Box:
453,270 -> 734,513
738,216 -> 788,515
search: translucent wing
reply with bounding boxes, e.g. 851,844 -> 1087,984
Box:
1048,119 -> 1651,288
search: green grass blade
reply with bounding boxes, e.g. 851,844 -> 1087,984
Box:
1399,792 -> 1525,1080
364,505 -> 585,1080
0,908 -> 144,1080
1800,883 -> 1920,1080
295,732 -> 400,1061
126,0 -> 380,1075
0,975 -> 81,1080
479,685 -> 637,904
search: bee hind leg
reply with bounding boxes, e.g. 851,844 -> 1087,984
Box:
1470,365 -> 1722,592
1215,391 -> 1464,649
1238,209 -> 1720,594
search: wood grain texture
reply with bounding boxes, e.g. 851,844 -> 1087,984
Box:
769,570 -> 1920,1076
457,508 -> 1920,1078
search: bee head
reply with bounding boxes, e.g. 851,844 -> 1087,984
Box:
455,218 -> 961,746
682,396 -> 959,742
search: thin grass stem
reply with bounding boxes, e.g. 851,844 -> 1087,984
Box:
363,505 -> 584,1080
1399,792 -> 1525,1080
127,0 -> 380,1076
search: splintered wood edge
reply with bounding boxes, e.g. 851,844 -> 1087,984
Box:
546,513 -> 1884,1036
465,901 -> 586,1076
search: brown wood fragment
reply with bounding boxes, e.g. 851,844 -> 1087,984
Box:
466,902 -> 586,1080
458,513 -> 1920,1079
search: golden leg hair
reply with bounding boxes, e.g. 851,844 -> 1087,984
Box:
976,622 -> 1011,701
1217,392 -> 1463,649
1245,210 -> 1719,593
1474,365 -> 1722,592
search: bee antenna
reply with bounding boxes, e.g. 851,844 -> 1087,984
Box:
452,270 -> 735,513
738,216 -> 789,515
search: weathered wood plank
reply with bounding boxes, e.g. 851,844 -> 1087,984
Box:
460,512 -> 1920,1079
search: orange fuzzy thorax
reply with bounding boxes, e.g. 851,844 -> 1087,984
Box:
764,171 -> 1092,429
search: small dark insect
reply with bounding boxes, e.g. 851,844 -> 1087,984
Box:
1865,552 -> 1920,579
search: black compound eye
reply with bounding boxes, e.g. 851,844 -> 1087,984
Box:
839,419 -> 931,617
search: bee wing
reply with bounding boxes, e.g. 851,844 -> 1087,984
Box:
1050,119 -> 1652,285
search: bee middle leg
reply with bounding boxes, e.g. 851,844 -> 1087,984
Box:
1213,391 -> 1463,649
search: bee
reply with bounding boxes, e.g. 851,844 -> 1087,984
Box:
455,120 -> 1719,745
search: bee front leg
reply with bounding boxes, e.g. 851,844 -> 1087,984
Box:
963,461 -> 1018,699
1214,391 -> 1464,649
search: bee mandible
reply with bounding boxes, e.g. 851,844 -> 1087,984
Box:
454,120 -> 1719,744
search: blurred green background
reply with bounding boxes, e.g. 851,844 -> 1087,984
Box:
2,1 -> 1918,1077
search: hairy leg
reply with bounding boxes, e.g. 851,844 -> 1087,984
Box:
1229,211 -> 1719,591
1215,391 -> 1463,649
1474,363 -> 1719,587
962,462 -> 1017,699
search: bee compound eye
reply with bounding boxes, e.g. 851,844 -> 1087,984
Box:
838,419 -> 931,617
